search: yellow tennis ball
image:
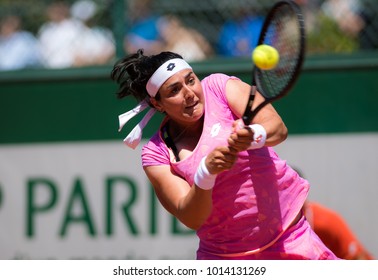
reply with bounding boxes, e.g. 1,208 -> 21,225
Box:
252,45 -> 280,70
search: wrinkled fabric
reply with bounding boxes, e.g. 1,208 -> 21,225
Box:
142,73 -> 338,260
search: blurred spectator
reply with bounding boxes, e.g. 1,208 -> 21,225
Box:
125,0 -> 212,61
0,14 -> 42,71
303,200 -> 374,260
321,0 -> 364,38
37,1 -> 86,68
70,0 -> 115,66
303,0 -> 358,52
159,15 -> 213,62
124,0 -> 165,55
217,9 -> 264,57
321,0 -> 378,50
38,0 -> 114,68
293,167 -> 374,260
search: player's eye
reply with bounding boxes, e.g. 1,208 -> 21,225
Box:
188,77 -> 195,85
170,86 -> 180,95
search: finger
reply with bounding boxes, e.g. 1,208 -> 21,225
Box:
232,119 -> 244,132
210,148 -> 238,164
228,133 -> 252,151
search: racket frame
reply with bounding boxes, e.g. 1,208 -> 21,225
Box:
242,0 -> 306,125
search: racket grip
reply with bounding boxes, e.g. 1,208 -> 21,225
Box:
242,113 -> 252,125
242,86 -> 257,125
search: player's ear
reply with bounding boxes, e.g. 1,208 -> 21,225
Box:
150,97 -> 164,113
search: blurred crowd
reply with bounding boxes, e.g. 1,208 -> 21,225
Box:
0,0 -> 115,70
0,0 -> 377,71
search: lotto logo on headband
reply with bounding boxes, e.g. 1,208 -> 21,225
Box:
146,58 -> 192,97
167,63 -> 176,71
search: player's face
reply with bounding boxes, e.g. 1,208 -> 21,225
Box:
154,69 -> 204,124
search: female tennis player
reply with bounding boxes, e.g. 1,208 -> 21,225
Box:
111,49 -> 339,260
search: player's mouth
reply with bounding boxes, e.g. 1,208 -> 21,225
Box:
185,100 -> 199,110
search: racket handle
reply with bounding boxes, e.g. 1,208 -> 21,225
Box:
242,86 -> 257,125
242,112 -> 252,126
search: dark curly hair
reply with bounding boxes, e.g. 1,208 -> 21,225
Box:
110,49 -> 183,102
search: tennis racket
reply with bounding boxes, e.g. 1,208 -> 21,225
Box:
242,0 -> 306,125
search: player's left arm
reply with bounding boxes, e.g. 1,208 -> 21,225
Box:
226,78 -> 288,147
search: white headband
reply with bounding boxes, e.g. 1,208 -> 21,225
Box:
118,100 -> 156,149
118,58 -> 192,149
146,58 -> 192,97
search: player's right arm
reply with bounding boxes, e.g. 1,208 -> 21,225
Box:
143,146 -> 238,230
225,78 -> 288,147
144,164 -> 212,230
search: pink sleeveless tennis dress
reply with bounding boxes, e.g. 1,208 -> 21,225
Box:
142,73 -> 338,260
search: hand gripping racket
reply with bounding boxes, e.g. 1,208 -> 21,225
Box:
242,0 -> 306,125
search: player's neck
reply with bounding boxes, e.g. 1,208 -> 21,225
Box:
169,117 -> 203,142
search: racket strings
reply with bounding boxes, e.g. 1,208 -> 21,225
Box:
257,5 -> 303,98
